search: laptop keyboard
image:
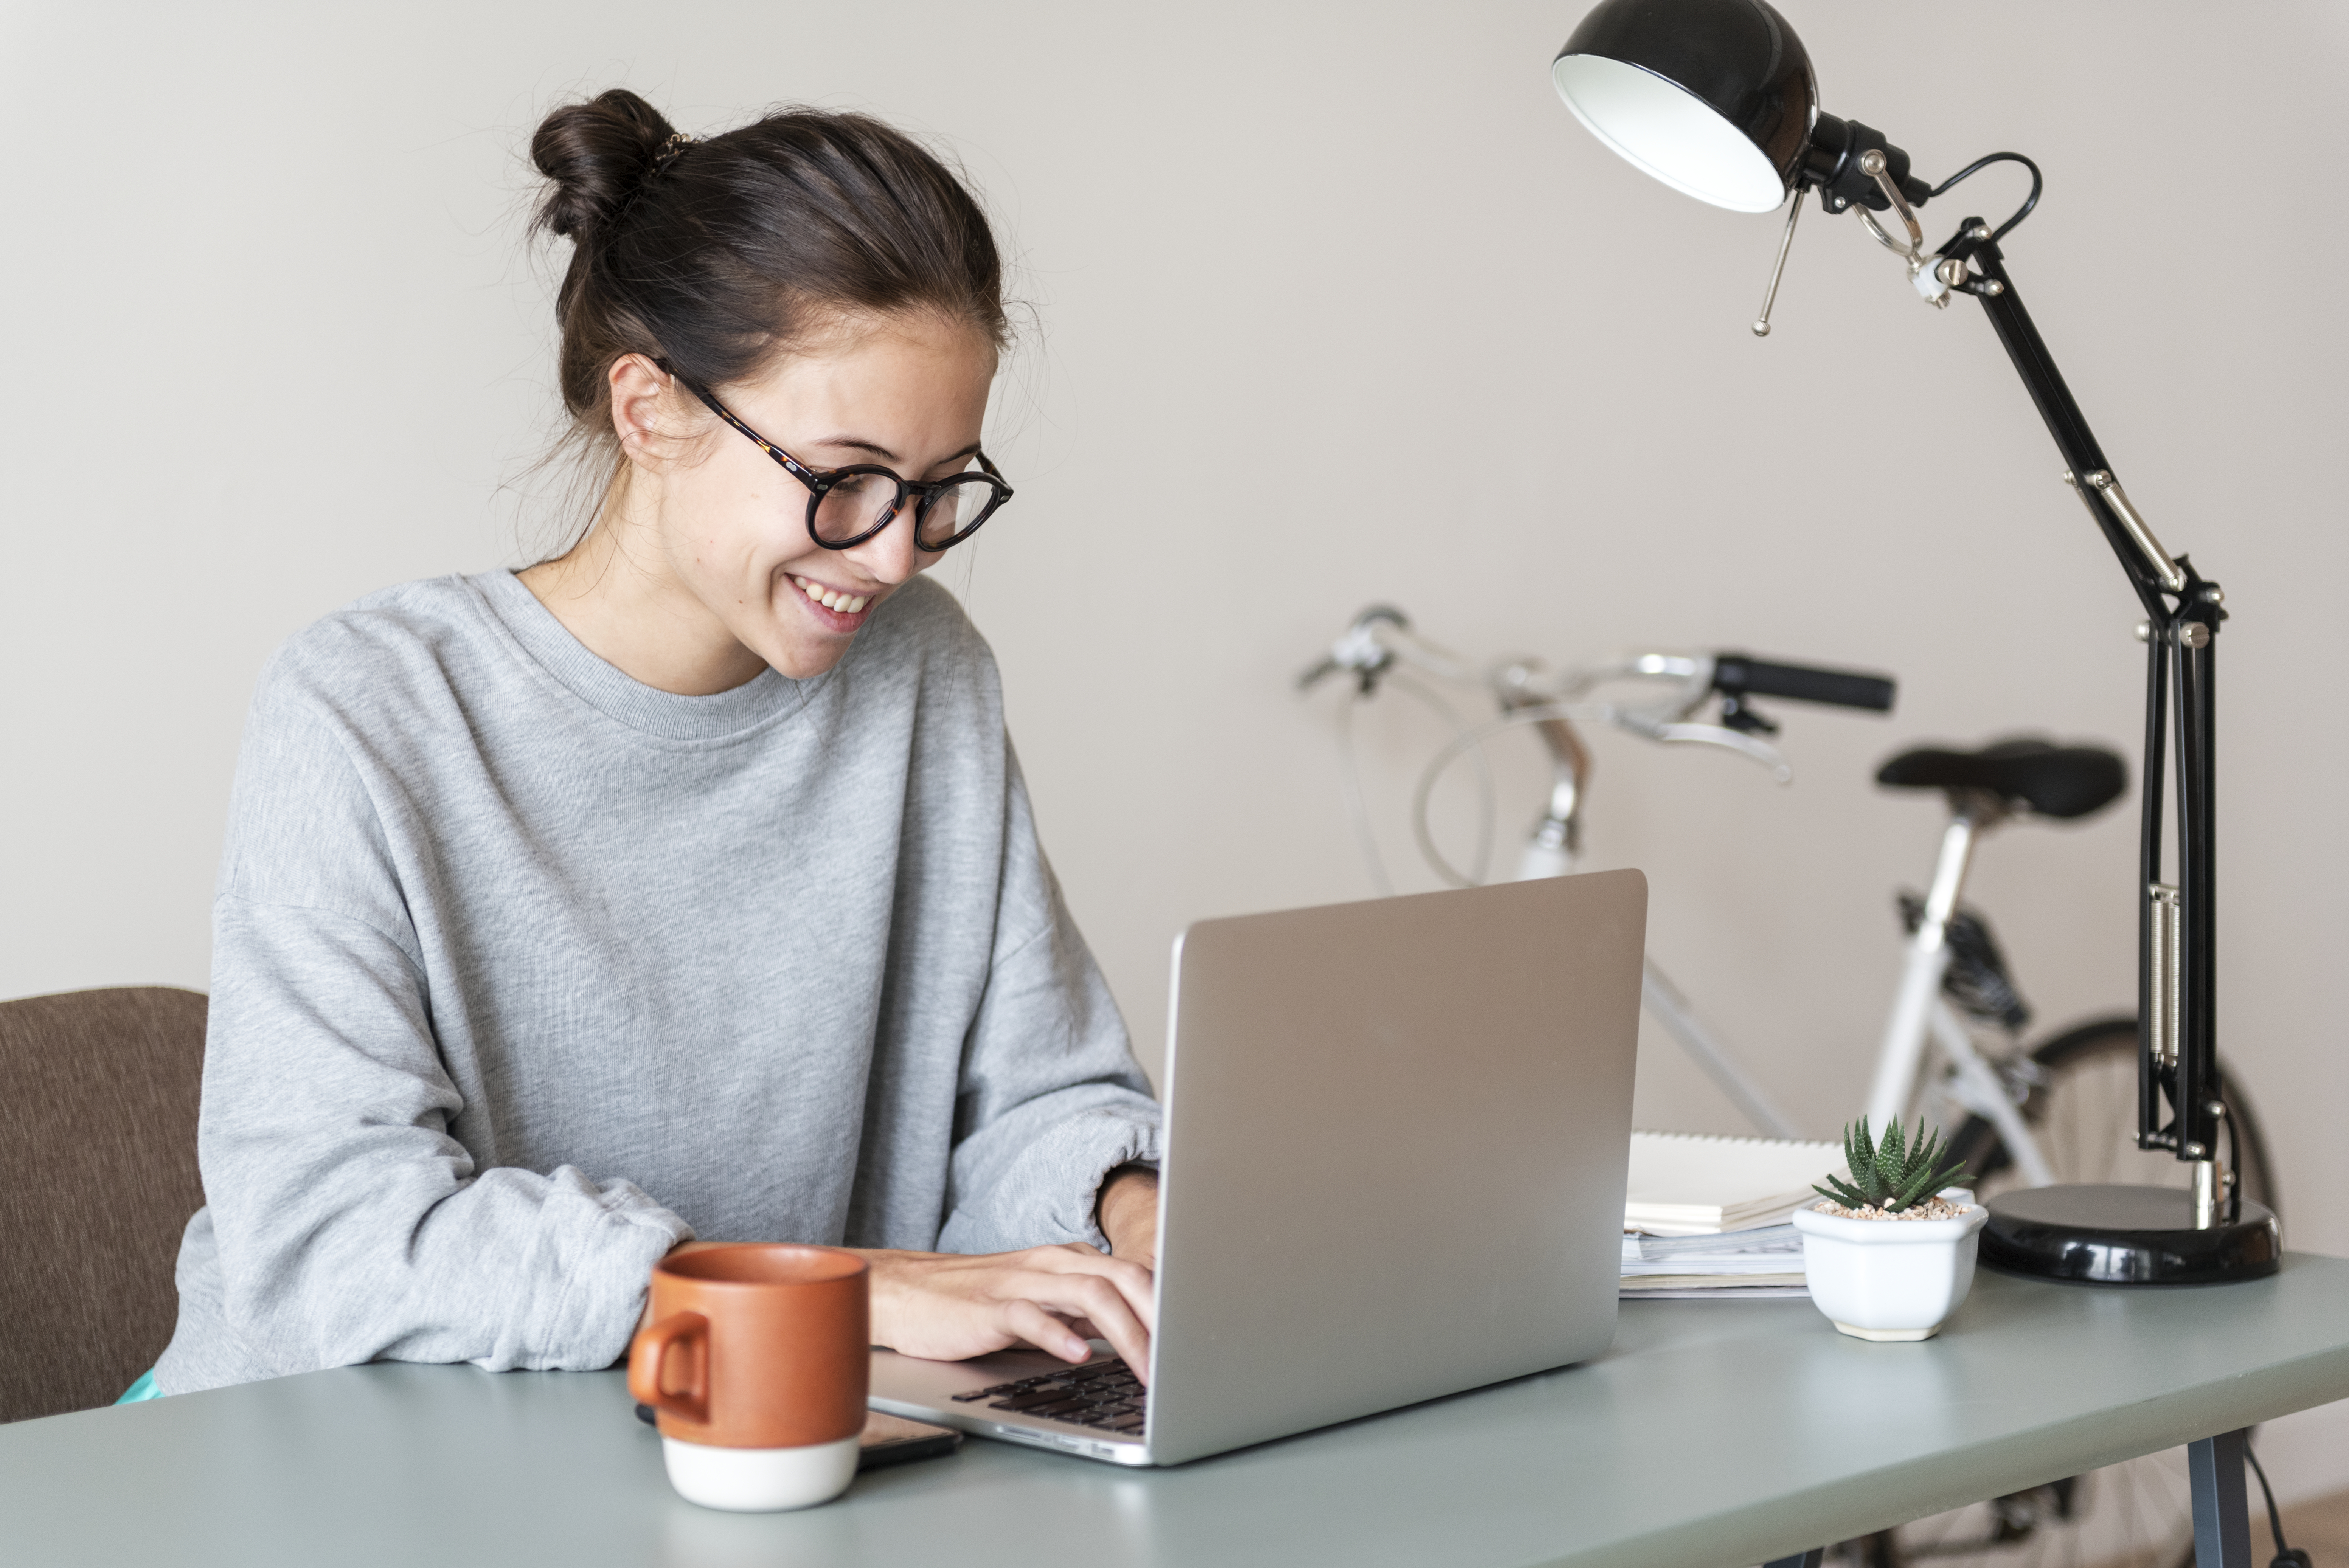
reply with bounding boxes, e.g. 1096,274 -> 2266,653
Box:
949,1358 -> 1147,1435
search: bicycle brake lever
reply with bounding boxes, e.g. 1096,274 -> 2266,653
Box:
1651,722 -> 1795,783
1299,608 -> 1409,693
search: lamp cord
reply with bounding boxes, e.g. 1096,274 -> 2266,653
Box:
1927,151 -> 2042,242
2245,1438 -> 2313,1568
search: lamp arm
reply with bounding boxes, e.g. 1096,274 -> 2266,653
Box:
1938,222 -> 2227,1182
1950,233 -> 2175,612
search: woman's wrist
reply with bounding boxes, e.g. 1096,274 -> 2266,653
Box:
1095,1164 -> 1160,1260
850,1248 -> 924,1347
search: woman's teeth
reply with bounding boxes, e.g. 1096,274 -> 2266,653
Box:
790,576 -> 869,614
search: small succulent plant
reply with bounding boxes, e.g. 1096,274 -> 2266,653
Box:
1815,1117 -> 1969,1214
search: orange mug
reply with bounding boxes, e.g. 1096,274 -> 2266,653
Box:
628,1244 -> 869,1511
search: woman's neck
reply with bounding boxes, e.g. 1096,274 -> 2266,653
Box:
518,487 -> 772,697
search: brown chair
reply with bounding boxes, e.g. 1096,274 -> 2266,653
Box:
0,986 -> 207,1423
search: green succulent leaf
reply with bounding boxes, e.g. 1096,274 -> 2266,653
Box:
1815,1176 -> 1872,1210
1889,1131 -> 1934,1209
1841,1121 -> 1872,1196
1877,1117 -> 1908,1194
1923,1154 -> 1969,1198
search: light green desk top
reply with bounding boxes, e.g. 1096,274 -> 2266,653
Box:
8,1256 -> 2348,1568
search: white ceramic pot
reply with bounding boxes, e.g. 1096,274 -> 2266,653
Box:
1791,1196 -> 1988,1342
660,1434 -> 860,1512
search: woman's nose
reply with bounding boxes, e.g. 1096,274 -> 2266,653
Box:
845,506 -> 926,585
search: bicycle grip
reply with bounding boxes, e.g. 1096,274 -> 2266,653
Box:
1712,653 -> 1896,712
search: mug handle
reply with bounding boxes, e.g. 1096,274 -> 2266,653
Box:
628,1311 -> 711,1425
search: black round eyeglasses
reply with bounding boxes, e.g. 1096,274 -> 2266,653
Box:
672,375 -> 1011,554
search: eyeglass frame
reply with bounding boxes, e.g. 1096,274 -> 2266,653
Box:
660,366 -> 1011,554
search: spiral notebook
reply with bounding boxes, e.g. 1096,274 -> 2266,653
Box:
1622,1129 -> 1844,1238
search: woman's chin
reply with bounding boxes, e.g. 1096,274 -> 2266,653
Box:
753,625 -> 856,681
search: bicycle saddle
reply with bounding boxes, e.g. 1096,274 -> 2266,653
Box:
1875,738 -> 2127,820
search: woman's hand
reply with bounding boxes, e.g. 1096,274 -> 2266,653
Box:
856,1243 -> 1157,1381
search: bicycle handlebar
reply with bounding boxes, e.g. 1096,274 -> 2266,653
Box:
1300,611 -> 1899,891
1712,653 -> 1896,713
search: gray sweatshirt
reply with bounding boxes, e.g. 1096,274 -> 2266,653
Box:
154,571 -> 1160,1396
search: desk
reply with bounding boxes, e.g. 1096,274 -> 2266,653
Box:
6,1256 -> 2347,1568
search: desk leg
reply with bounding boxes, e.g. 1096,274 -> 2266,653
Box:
1763,1551 -> 1824,1568
2188,1428 -> 2252,1568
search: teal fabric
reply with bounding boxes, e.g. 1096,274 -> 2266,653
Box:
115,1369 -> 162,1404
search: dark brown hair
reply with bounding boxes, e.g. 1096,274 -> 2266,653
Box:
527,89 -> 1007,514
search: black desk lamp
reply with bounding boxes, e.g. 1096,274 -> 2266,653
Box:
1548,0 -> 2277,1284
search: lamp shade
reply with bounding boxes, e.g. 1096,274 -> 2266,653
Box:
1551,0 -> 1817,213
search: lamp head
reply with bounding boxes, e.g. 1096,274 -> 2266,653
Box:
1552,0 -> 1928,216
1549,0 -> 1813,212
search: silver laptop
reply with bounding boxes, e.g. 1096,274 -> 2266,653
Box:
868,869 -> 1645,1466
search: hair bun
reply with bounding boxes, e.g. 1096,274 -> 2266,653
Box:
530,88 -> 677,249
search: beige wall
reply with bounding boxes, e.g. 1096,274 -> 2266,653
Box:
5,0 -> 2345,1484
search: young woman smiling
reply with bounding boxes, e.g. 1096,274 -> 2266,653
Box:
146,91 -> 1162,1399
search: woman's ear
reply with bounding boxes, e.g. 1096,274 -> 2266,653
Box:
608,353 -> 677,472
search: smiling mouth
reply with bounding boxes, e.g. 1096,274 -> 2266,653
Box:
789,574 -> 874,615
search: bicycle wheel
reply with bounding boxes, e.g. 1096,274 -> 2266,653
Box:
1873,1021 -> 2276,1568
1945,1017 -> 2276,1211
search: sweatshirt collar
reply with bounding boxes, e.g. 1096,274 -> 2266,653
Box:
471,569 -> 811,743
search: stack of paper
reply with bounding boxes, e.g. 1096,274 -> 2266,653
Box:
1620,1223 -> 1806,1299
1620,1130 -> 1845,1300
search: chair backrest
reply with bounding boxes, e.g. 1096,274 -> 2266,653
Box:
0,987 -> 207,1423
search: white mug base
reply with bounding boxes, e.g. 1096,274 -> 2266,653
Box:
660,1434 -> 860,1512
1832,1320 -> 1939,1342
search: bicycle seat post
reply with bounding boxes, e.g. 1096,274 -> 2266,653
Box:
1865,788 -> 2007,1128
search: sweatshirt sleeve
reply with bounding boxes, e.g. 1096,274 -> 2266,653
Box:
936,748 -> 1163,1255
192,686 -> 691,1382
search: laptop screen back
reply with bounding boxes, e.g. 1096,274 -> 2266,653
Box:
1146,870 -> 1645,1464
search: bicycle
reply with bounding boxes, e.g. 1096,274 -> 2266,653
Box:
1298,605 -> 2276,1568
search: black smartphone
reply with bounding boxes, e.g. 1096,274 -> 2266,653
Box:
854,1411 -> 964,1469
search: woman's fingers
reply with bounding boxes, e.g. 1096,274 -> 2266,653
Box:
1036,1244 -> 1157,1333
1010,1262 -> 1151,1378
1002,1298 -> 1091,1364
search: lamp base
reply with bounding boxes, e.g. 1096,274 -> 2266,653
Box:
1981,1184 -> 2278,1286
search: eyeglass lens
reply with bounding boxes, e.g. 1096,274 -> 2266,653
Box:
812,468 -> 1000,550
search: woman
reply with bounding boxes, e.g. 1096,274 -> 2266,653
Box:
147,90 -> 1162,1399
